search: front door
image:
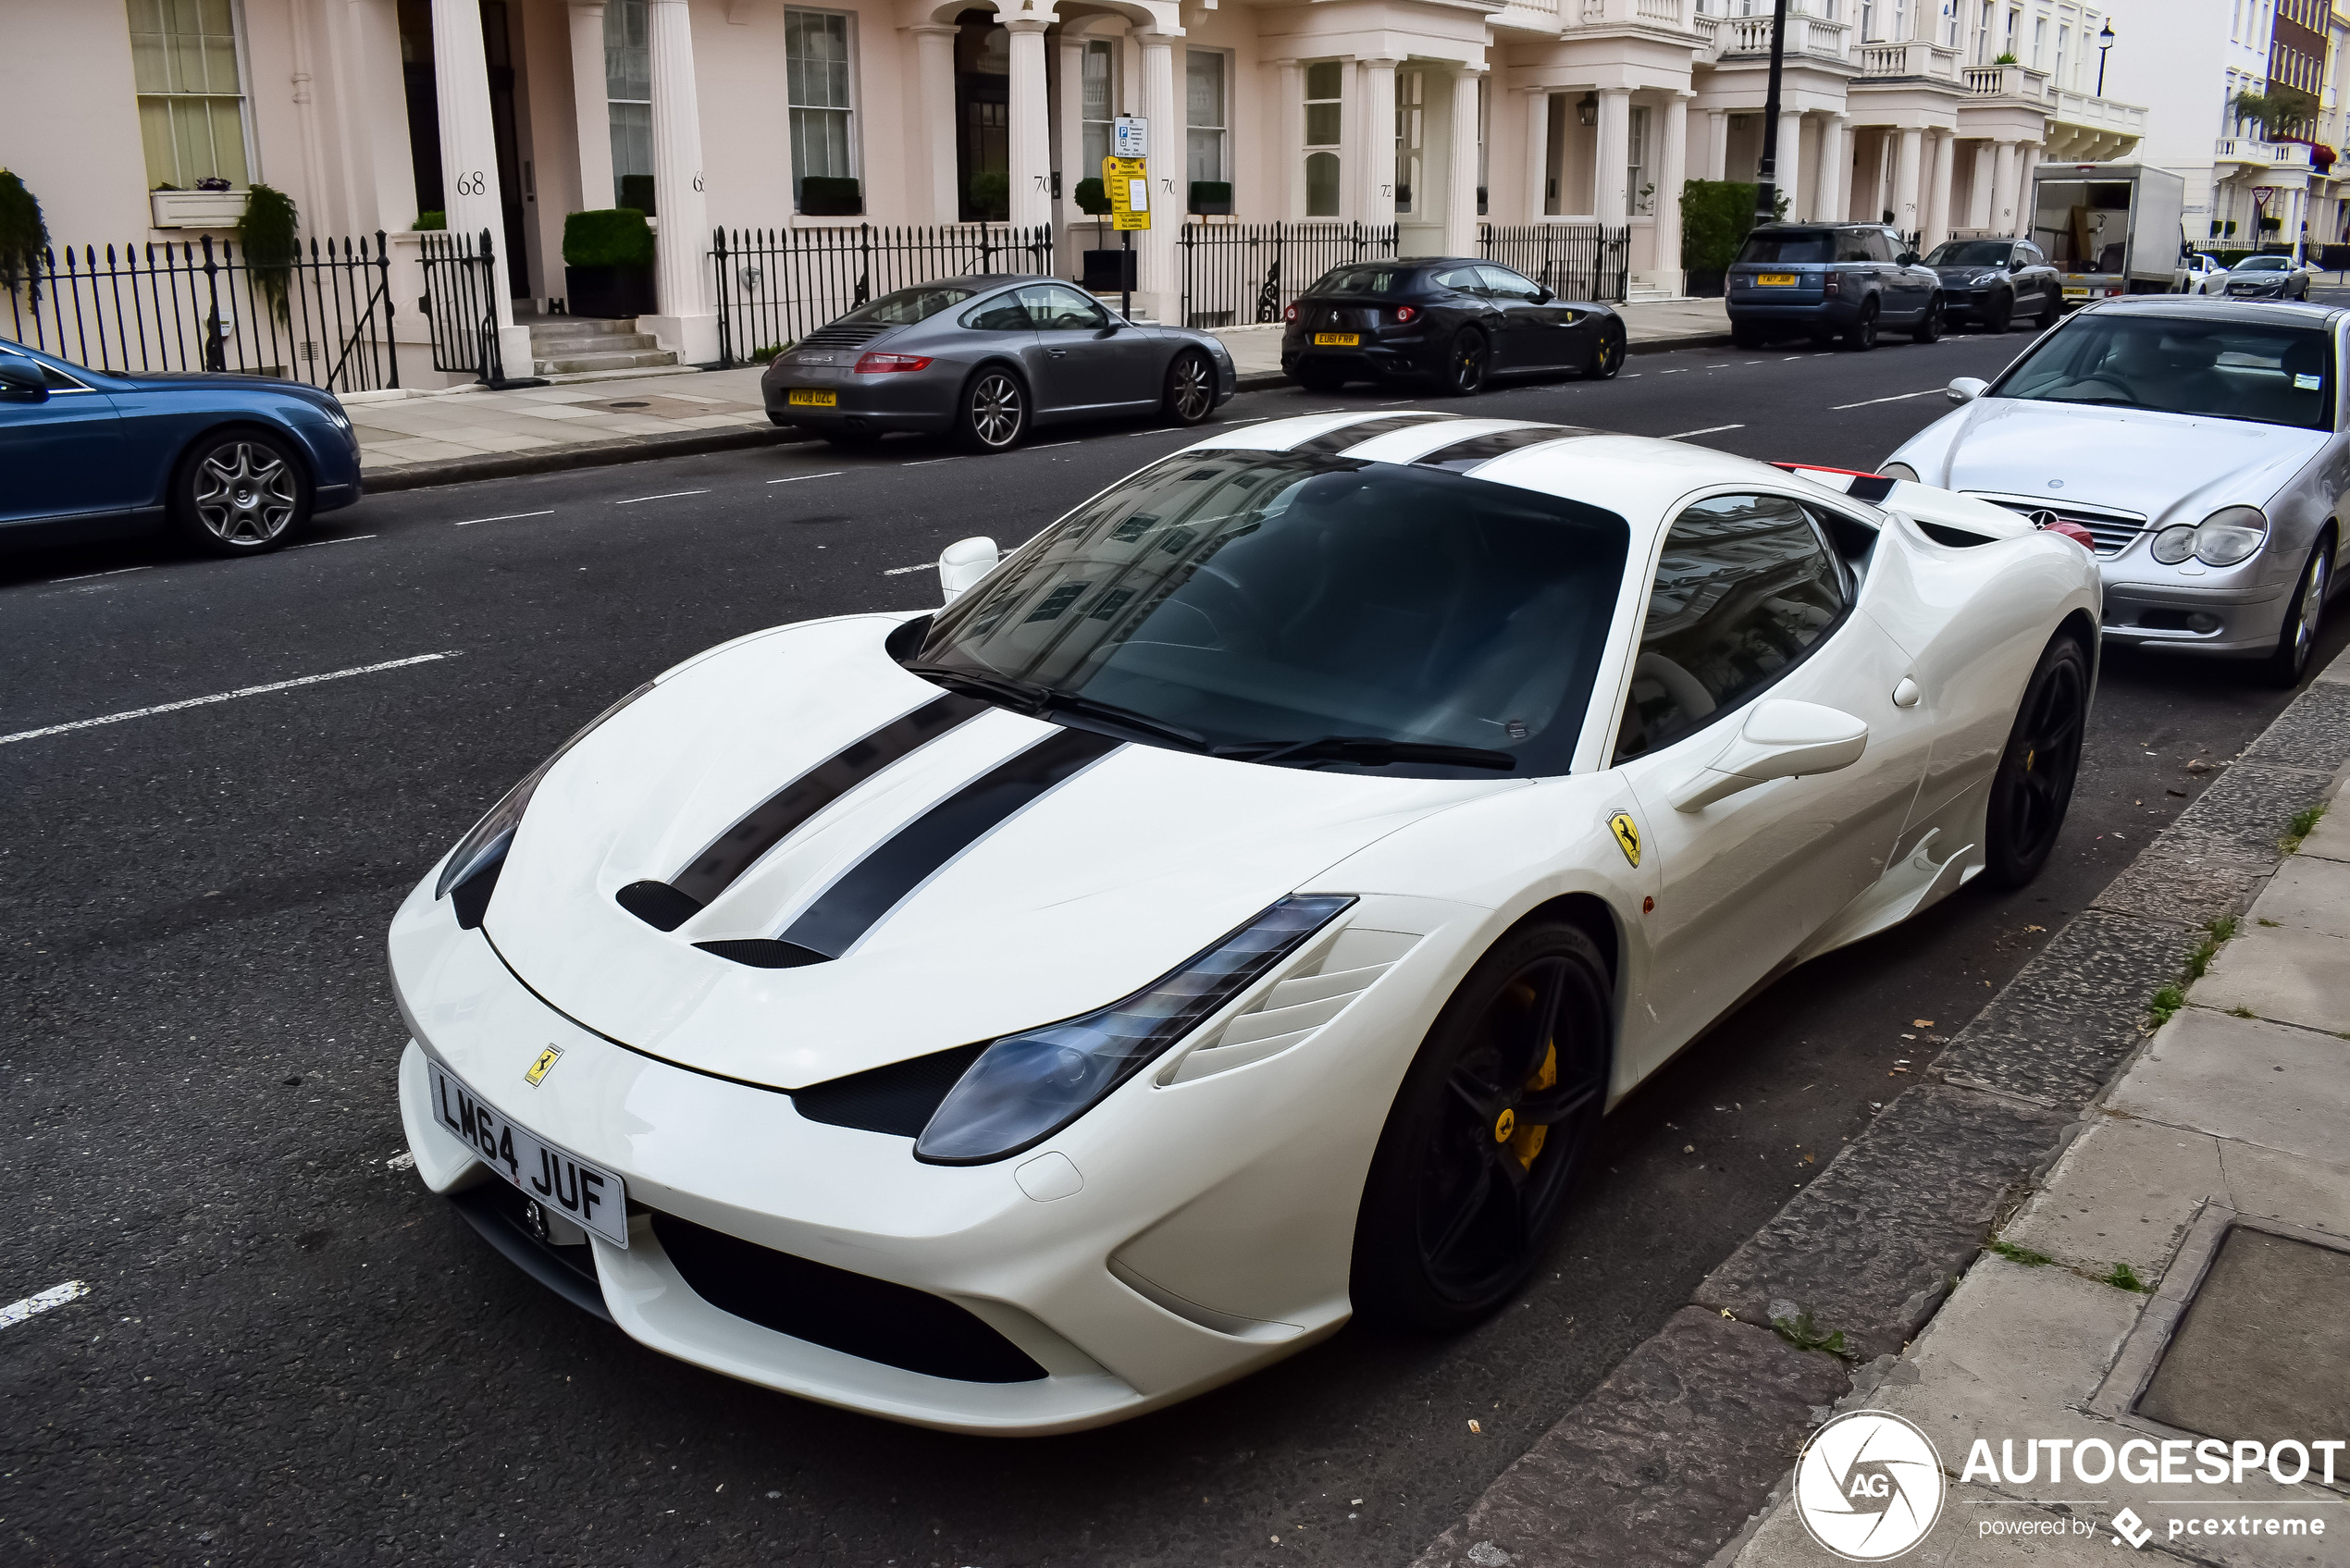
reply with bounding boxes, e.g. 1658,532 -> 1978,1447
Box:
1474,265 -> 1560,369
0,357 -> 130,527
1606,489 -> 1927,1070
1017,283 -> 1157,411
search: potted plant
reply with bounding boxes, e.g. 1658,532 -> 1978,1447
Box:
1188,180 -> 1232,216
799,176 -> 862,217
563,208 -> 656,317
238,183 -> 300,322
1074,178 -> 1111,216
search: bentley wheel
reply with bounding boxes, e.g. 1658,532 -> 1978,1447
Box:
2265,536 -> 2331,687
1353,920 -> 1611,1332
1984,634 -> 2090,889
955,368 -> 1028,452
172,430 -> 308,556
1843,301 -> 1879,351
1164,351 -> 1215,426
1586,329 -> 1624,380
1442,328 -> 1490,396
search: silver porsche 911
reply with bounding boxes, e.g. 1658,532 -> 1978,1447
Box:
761,275 -> 1237,454
1886,297 -> 2346,684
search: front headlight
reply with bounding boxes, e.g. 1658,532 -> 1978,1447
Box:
2192,505 -> 2268,566
2149,525 -> 2198,563
434,681 -> 655,921
1879,462 -> 1920,483
1969,271 -> 1999,287
913,895 -> 1355,1164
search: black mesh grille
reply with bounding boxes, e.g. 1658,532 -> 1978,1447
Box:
1980,499 -> 2144,556
652,1213 -> 1046,1383
616,879 -> 704,932
792,1043 -> 986,1137
695,938 -> 829,969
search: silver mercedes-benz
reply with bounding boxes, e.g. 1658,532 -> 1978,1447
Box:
761,275 -> 1237,453
1883,297 -> 2345,684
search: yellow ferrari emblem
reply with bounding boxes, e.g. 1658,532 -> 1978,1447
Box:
1608,811 -> 1642,868
525,1044 -> 563,1086
1493,1108 -> 1516,1143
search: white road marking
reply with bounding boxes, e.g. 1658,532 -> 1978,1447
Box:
1217,414 -> 1273,424
1658,367 -> 1689,375
1831,389 -> 1941,410
0,1281 -> 90,1329
289,535 -> 377,549
881,563 -> 931,575
0,651 -> 462,747
453,510 -> 554,526
766,471 -> 844,484
1664,424 -> 1747,440
1029,440 -> 1081,450
901,455 -> 964,466
613,489 -> 710,504
47,566 -> 152,585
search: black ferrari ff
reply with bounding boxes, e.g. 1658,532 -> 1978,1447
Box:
1280,259 -> 1626,395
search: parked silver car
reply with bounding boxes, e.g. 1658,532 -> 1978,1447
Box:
1883,298 -> 2346,684
761,275 -> 1237,452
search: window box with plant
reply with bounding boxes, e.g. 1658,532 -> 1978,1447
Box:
1188,180 -> 1232,216
798,177 -> 862,218
563,208 -> 657,318
151,185 -> 252,228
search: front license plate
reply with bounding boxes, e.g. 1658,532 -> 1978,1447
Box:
429,1061 -> 628,1248
786,388 -> 837,407
1756,273 -> 1799,286
1313,332 -> 1360,347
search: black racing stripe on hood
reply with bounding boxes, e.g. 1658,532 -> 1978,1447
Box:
1411,425 -> 1596,473
775,726 -> 1123,961
1287,412 -> 1456,455
664,692 -> 990,909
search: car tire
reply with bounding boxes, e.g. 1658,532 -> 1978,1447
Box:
168,427 -> 310,556
1441,328 -> 1490,396
2265,535 -> 2332,687
954,366 -> 1029,453
1911,295 -> 1945,344
1842,300 -> 1879,351
1984,292 -> 2013,333
1163,350 -> 1216,426
1584,327 -> 1624,380
2037,293 -> 2059,329
1295,363 -> 1349,394
1983,633 -> 2091,889
1351,919 -> 1612,1334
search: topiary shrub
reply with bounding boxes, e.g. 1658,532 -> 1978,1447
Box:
1073,178 -> 1110,216
0,167 -> 48,304
1679,179 -> 1786,291
238,182 -> 301,322
563,208 -> 655,268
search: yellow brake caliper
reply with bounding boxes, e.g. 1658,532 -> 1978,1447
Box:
1506,1043 -> 1556,1170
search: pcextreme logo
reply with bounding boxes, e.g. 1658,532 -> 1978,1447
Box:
1794,1411 -> 1948,1562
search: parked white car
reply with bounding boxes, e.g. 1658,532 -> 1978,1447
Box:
2174,252 -> 2229,294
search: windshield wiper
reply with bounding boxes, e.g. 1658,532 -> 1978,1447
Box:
904,663 -> 1207,750
1214,735 -> 1516,772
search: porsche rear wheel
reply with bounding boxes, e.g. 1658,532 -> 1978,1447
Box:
1984,635 -> 2090,889
1164,351 -> 1215,426
1353,920 -> 1611,1333
956,367 -> 1028,452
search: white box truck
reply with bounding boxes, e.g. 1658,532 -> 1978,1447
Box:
2029,162 -> 2188,306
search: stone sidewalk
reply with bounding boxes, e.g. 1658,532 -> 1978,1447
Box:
345,296 -> 1730,488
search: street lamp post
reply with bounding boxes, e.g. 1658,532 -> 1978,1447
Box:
1754,0 -> 1791,223
2096,20 -> 2115,96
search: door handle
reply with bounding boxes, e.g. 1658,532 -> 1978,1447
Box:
1047,349 -> 1068,359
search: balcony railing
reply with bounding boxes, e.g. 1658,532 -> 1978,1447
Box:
2213,137 -> 2314,168
1855,40 -> 1960,80
1552,0 -> 1693,28
1962,63 -> 2049,97
1713,11 -> 1849,58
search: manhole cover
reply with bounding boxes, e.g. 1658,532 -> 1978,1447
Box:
2137,1227 -> 2350,1438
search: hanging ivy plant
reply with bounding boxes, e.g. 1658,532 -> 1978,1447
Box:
0,168 -> 49,305
238,182 -> 301,322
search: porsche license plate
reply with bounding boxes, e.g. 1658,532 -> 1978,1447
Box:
786,388 -> 838,407
1313,332 -> 1360,347
1755,273 -> 1799,286
429,1062 -> 628,1248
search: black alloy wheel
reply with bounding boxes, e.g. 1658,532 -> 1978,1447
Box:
1296,363 -> 1349,394
956,367 -> 1028,452
1442,327 -> 1490,396
1911,296 -> 1945,344
1586,328 -> 1624,380
2037,291 -> 2059,329
1984,291 -> 2013,333
1843,300 -> 1879,352
1984,634 -> 2090,888
1352,920 -> 1611,1332
1164,351 -> 1215,426
172,429 -> 309,556
2266,535 -> 2332,687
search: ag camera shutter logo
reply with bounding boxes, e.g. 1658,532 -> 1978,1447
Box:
1795,1411 -> 1948,1561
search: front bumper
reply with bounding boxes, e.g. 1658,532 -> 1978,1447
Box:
2098,577 -> 2293,655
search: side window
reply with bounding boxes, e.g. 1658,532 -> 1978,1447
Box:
961,293 -> 1034,332
1867,229 -> 1899,263
1835,229 -> 1875,264
0,350 -> 85,392
1019,283 -> 1109,331
1613,493 -> 1849,763
1431,266 -> 1484,292
1476,265 -> 1542,302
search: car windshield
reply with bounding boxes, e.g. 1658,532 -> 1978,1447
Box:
905,450 -> 1630,777
835,285 -> 980,327
1924,241 -> 2012,266
1993,315 -> 2333,430
1736,232 -> 1832,265
1308,265 -> 1418,296
2236,256 -> 2291,272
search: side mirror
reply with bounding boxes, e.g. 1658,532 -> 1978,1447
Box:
1898,251 -> 1921,265
0,361 -> 48,403
1669,699 -> 1869,813
2010,257 -> 2026,271
1947,376 -> 1988,404
1534,287 -> 1555,303
938,536 -> 999,605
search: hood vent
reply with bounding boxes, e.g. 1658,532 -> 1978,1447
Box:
693,937 -> 826,969
616,879 -> 703,932
1160,925 -> 1420,1084
792,1042 -> 987,1137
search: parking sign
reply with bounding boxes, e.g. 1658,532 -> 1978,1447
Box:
1114,117 -> 1147,158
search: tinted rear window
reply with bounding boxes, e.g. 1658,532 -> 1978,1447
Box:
1737,233 -> 1832,265
1309,266 -> 1420,296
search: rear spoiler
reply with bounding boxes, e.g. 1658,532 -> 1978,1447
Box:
1772,462 -> 2082,549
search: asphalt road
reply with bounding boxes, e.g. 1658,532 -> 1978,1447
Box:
5,327 -> 2344,1568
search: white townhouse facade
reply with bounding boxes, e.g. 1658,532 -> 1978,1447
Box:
9,0 -> 2152,359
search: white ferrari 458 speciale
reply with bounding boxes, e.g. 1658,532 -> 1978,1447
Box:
391,411 -> 2101,1434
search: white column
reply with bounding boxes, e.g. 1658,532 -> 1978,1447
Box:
1815,114 -> 1848,225
1967,141 -> 1994,228
643,0 -> 715,361
1361,57 -> 1399,226
1775,110 -> 1802,219
323,0 -> 419,235
1891,126 -> 1923,240
1989,139 -> 2020,234
1134,27 -> 1182,320
1525,89 -> 1551,218
2016,142 -> 2042,232
568,2 -> 614,213
1923,130 -> 1955,248
1656,93 -> 1689,290
429,0 -> 529,369
1006,19 -> 1053,230
1443,68 -> 1485,256
1058,38 -> 1086,233
1277,60 -> 1305,220
1704,108 -> 1727,182
1595,87 -> 1631,223
912,26 -> 960,225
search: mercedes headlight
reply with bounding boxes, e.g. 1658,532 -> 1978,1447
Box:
1879,462 -> 1920,483
2191,505 -> 2268,566
435,681 -> 655,920
2149,525 -> 2198,563
914,895 -> 1354,1164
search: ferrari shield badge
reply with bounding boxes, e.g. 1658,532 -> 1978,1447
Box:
1608,811 -> 1642,868
525,1044 -> 563,1086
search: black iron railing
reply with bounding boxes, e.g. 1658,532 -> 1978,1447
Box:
1177,222 -> 1401,329
3,233 -> 399,392
418,228 -> 511,384
1477,225 -> 1632,304
710,224 -> 1056,367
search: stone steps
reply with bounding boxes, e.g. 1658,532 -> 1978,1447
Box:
526,317 -> 677,377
